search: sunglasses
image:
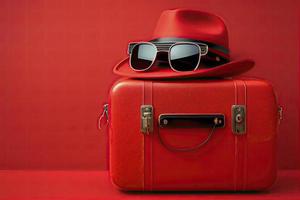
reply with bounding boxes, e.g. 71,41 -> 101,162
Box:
128,42 -> 209,72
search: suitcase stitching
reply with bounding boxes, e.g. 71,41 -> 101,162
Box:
234,80 -> 248,191
233,80 -> 238,191
242,80 -> 248,191
143,81 -> 153,191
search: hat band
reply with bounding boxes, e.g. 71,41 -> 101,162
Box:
150,37 -> 229,56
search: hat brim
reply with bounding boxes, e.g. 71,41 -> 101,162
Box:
113,57 -> 254,79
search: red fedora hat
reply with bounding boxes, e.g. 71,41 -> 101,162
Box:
113,9 -> 254,79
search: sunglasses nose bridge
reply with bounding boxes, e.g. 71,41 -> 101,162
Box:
155,49 -> 170,63
156,49 -> 169,53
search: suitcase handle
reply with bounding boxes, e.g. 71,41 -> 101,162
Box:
157,114 -> 225,152
159,114 -> 225,128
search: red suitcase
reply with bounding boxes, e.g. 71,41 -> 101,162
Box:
108,78 -> 280,191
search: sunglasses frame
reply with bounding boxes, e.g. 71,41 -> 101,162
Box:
128,41 -> 208,72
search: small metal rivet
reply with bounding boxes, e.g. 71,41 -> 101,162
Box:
235,114 -> 243,123
214,118 -> 218,125
163,119 -> 168,125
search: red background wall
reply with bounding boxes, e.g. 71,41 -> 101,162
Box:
0,0 -> 299,170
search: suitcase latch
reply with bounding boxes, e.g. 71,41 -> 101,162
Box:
141,105 -> 153,134
232,105 -> 246,135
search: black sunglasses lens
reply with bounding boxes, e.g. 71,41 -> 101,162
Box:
130,43 -> 156,71
170,44 -> 200,71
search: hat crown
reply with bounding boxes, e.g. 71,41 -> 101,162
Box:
152,9 -> 229,50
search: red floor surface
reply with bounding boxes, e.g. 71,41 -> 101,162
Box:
0,170 -> 299,200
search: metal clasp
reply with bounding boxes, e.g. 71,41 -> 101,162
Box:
141,105 -> 153,134
98,104 -> 109,130
278,106 -> 283,120
232,105 -> 246,134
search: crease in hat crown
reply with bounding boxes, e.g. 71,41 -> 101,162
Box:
151,9 -> 229,60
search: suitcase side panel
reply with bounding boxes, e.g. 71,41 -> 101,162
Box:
109,80 -> 145,190
246,80 -> 278,190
